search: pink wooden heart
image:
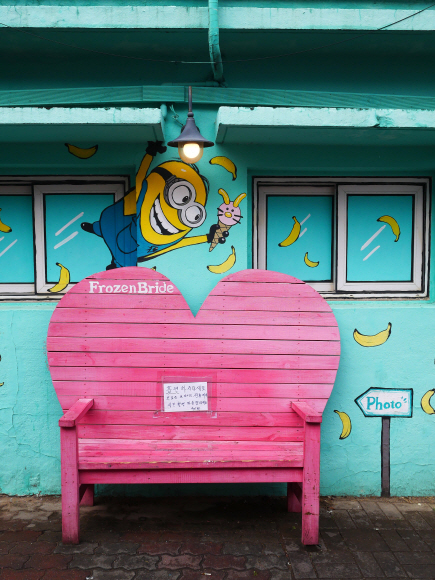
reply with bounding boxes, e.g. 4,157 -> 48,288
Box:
47,267 -> 340,463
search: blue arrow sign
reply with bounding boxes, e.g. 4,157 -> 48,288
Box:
355,387 -> 413,418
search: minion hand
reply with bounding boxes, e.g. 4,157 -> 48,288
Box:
146,141 -> 167,157
207,223 -> 227,244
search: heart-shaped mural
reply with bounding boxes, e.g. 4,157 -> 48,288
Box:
47,267 -> 340,467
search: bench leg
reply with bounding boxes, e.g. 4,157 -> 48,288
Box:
287,482 -> 302,512
80,484 -> 94,507
60,427 -> 80,544
301,422 -> 320,545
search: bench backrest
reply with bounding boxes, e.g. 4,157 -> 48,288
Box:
47,268 -> 340,444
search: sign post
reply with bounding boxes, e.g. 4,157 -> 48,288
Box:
355,387 -> 413,497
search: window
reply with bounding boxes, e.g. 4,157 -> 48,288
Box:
0,178 -> 126,298
254,178 -> 430,298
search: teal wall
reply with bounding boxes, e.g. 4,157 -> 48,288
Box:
1,104 -> 435,497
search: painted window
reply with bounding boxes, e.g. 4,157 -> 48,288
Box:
255,180 -> 429,298
0,180 -> 126,297
0,188 -> 35,291
264,187 -> 334,292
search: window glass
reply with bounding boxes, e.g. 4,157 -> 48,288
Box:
0,195 -> 34,283
346,195 -> 413,282
266,195 -> 333,282
45,194 -> 114,283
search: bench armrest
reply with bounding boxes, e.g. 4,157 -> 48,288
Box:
59,398 -> 93,428
292,402 -> 322,424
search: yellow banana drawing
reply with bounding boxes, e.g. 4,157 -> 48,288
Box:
0,382 -> 3,387
65,143 -> 98,159
421,389 -> 435,415
353,322 -> 392,347
48,263 -> 70,293
279,217 -> 301,247
0,209 -> 12,233
334,410 -> 352,440
304,252 -> 319,268
209,156 -> 237,180
377,215 -> 400,242
207,246 -> 236,274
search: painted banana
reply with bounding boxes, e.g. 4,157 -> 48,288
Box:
48,262 -> 70,293
209,156 -> 237,180
334,410 -> 352,440
304,252 -> 319,268
0,209 -> 12,233
421,389 -> 435,415
279,217 -> 300,247
207,246 -> 236,274
65,143 -> 98,159
353,322 -> 392,347
377,215 -> 400,242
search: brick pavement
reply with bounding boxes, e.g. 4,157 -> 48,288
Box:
0,494 -> 434,579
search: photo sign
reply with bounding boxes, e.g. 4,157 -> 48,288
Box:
163,382 -> 208,412
355,387 -> 413,418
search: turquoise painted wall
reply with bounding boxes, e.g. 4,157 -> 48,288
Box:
1,105 -> 435,497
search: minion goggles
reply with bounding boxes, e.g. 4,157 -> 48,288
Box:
153,166 -> 206,228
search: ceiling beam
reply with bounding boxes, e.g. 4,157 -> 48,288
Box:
1,5 -> 435,31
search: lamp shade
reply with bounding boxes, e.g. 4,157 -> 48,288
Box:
167,115 -> 214,149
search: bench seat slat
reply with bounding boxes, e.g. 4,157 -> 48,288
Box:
47,337 -> 340,356
79,459 -> 305,470
51,308 -> 338,326
59,395 -> 327,412
48,323 -> 341,341
79,439 -> 303,451
73,410 -> 304,427
78,440 -> 304,469
79,467 -> 304,484
50,367 -> 338,383
54,382 -> 333,399
208,281 -> 315,297
200,296 -> 331,312
47,336 -> 340,362
59,293 -> 190,310
77,425 -> 303,441
48,352 -> 340,370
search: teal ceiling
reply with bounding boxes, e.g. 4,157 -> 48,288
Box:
0,27 -> 435,96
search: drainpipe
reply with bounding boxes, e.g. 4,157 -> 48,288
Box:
208,0 -> 225,85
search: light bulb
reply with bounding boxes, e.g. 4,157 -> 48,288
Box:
178,142 -> 203,163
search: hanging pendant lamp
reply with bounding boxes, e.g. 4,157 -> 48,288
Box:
167,86 -> 214,163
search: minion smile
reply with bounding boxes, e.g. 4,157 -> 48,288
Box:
150,196 -> 181,236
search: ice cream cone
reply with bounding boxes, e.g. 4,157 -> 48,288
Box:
209,220 -> 232,251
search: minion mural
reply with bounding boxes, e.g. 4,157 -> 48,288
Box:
81,141 -> 236,268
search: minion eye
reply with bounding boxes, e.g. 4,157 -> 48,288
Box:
171,185 -> 192,206
185,205 -> 204,225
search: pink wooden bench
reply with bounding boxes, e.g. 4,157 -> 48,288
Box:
46,267 -> 340,545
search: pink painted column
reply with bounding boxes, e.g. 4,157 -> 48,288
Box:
301,422 -> 321,545
60,426 -> 80,543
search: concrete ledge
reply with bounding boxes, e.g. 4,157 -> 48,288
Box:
0,6 -> 435,31
0,107 -> 164,142
216,106 -> 435,145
